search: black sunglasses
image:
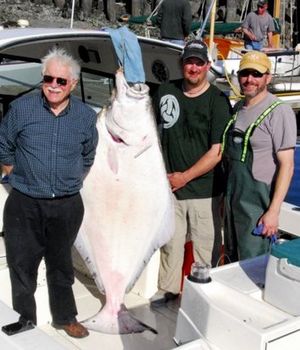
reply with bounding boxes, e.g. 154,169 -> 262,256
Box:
238,70 -> 265,78
43,75 -> 68,86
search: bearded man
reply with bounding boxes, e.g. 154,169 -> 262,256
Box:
222,51 -> 296,261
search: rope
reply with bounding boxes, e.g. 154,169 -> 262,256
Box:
145,0 -> 165,24
216,253 -> 232,266
218,52 -> 243,98
196,0 -> 217,39
240,0 -> 250,22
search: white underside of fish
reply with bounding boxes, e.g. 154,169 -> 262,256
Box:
75,71 -> 175,334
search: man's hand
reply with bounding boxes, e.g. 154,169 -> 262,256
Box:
258,210 -> 279,237
242,28 -> 256,41
1,164 -> 13,176
168,172 -> 188,192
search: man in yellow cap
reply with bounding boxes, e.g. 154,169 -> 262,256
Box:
222,51 -> 296,260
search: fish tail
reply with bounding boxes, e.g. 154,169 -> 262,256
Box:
82,304 -> 157,334
118,305 -> 158,334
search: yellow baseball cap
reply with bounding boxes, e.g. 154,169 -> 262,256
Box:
239,51 -> 272,74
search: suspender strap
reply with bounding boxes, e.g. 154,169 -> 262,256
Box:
221,113 -> 237,153
240,100 -> 282,162
221,100 -> 283,161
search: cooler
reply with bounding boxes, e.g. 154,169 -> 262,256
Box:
264,238 -> 300,315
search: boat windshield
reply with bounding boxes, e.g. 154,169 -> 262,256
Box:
0,59 -> 114,120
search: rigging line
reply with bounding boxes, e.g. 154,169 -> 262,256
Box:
196,0 -> 217,39
70,0 -> 75,29
198,0 -> 205,23
240,0 -> 250,22
146,0 -> 165,23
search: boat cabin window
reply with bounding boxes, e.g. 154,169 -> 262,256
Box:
0,60 -> 114,120
0,60 -> 41,119
75,71 -> 114,112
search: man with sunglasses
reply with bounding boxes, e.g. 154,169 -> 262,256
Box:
150,40 -> 232,305
0,48 -> 98,337
222,51 -> 296,261
241,0 -> 275,51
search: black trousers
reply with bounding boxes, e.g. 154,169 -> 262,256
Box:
3,189 -> 84,325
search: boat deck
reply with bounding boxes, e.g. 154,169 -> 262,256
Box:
38,290 -> 179,350
0,237 -> 179,350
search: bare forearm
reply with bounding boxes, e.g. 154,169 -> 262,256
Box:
242,27 -> 255,41
168,144 -> 222,192
268,160 -> 294,215
183,149 -> 221,183
259,149 -> 294,236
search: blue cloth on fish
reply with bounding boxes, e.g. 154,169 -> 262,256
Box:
105,26 -> 145,83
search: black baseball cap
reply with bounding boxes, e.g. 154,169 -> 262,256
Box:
181,40 -> 209,62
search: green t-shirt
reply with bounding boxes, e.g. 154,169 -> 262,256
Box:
154,80 -> 232,200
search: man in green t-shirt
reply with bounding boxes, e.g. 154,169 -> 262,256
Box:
151,40 -> 232,305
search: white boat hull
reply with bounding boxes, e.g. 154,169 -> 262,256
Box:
175,255 -> 300,350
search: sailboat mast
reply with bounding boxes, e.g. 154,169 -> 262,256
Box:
273,0 -> 281,48
209,0 -> 217,56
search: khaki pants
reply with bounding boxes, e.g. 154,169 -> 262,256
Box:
158,196 -> 222,294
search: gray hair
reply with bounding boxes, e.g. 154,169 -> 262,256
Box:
41,47 -> 81,80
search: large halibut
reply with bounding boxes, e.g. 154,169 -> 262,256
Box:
75,70 -> 175,334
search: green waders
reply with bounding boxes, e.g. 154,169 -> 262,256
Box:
222,101 -> 282,261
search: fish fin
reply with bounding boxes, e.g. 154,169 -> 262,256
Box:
134,136 -> 153,158
98,105 -> 108,122
118,305 -> 158,334
107,145 -> 118,174
82,304 -> 157,334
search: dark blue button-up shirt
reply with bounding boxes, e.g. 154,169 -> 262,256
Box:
0,92 -> 98,198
